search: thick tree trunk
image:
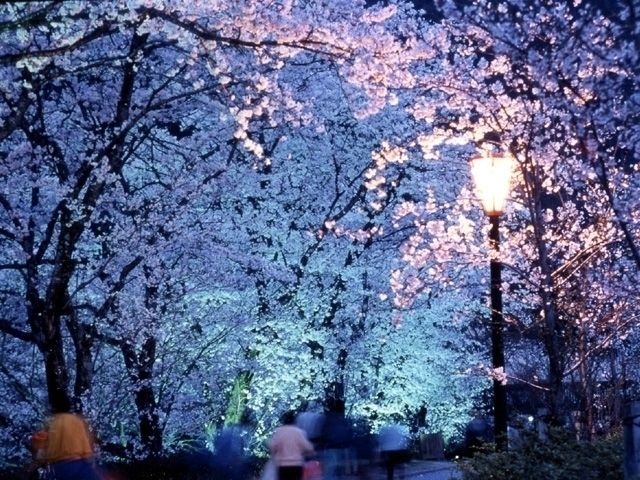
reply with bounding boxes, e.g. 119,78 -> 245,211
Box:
539,264 -> 565,426
325,349 -> 347,415
38,202 -> 87,412
31,288 -> 71,413
121,338 -> 162,456
134,383 -> 162,455
24,187 -> 72,412
41,314 -> 71,413
67,316 -> 94,408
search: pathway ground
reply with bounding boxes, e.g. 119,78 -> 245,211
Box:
343,460 -> 461,480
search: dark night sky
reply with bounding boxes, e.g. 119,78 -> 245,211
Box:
411,0 -> 444,19
366,0 -> 443,20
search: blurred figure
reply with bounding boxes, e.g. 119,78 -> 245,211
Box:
351,418 -> 377,480
30,429 -> 48,460
212,424 -> 249,479
296,403 -> 324,447
464,412 -> 492,455
378,424 -> 409,480
269,410 -> 315,480
39,401 -> 101,480
319,409 -> 352,480
26,429 -> 48,480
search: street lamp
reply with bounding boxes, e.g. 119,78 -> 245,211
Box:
471,151 -> 514,451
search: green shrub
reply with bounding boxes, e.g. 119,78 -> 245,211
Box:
457,428 -> 622,480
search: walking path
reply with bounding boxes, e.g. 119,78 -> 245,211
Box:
404,460 -> 461,479
344,460 -> 461,480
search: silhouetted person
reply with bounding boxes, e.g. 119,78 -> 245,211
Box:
378,424 -> 409,480
269,410 -> 315,480
296,403 -> 324,447
320,410 -> 352,480
351,418 -> 376,479
213,424 -> 249,479
464,413 -> 491,455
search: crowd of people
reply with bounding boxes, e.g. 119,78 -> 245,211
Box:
26,401 -> 413,480
263,406 -> 410,480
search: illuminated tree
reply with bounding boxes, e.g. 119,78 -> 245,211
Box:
3,0 -> 635,462
0,0 -> 447,456
387,0 -> 640,427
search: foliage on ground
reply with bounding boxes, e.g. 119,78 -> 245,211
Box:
457,428 -> 623,480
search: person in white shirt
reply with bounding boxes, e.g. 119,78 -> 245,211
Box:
269,411 -> 315,480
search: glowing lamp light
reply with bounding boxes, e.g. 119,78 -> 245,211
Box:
471,153 -> 514,217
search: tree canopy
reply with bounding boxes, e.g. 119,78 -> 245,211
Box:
0,0 -> 638,463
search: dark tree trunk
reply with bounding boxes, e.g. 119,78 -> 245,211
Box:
539,268 -> 565,426
121,337 -> 162,456
325,349 -> 348,415
521,157 -> 566,427
67,315 -> 94,409
41,313 -> 71,413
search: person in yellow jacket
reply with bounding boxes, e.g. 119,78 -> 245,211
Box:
38,403 -> 101,480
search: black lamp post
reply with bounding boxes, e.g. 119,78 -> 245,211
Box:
471,152 -> 514,451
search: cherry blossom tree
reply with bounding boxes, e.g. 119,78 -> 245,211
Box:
4,0 -> 635,462
0,0 -> 452,458
384,0 -> 640,428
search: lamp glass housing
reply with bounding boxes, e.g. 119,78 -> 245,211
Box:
471,153 -> 514,216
